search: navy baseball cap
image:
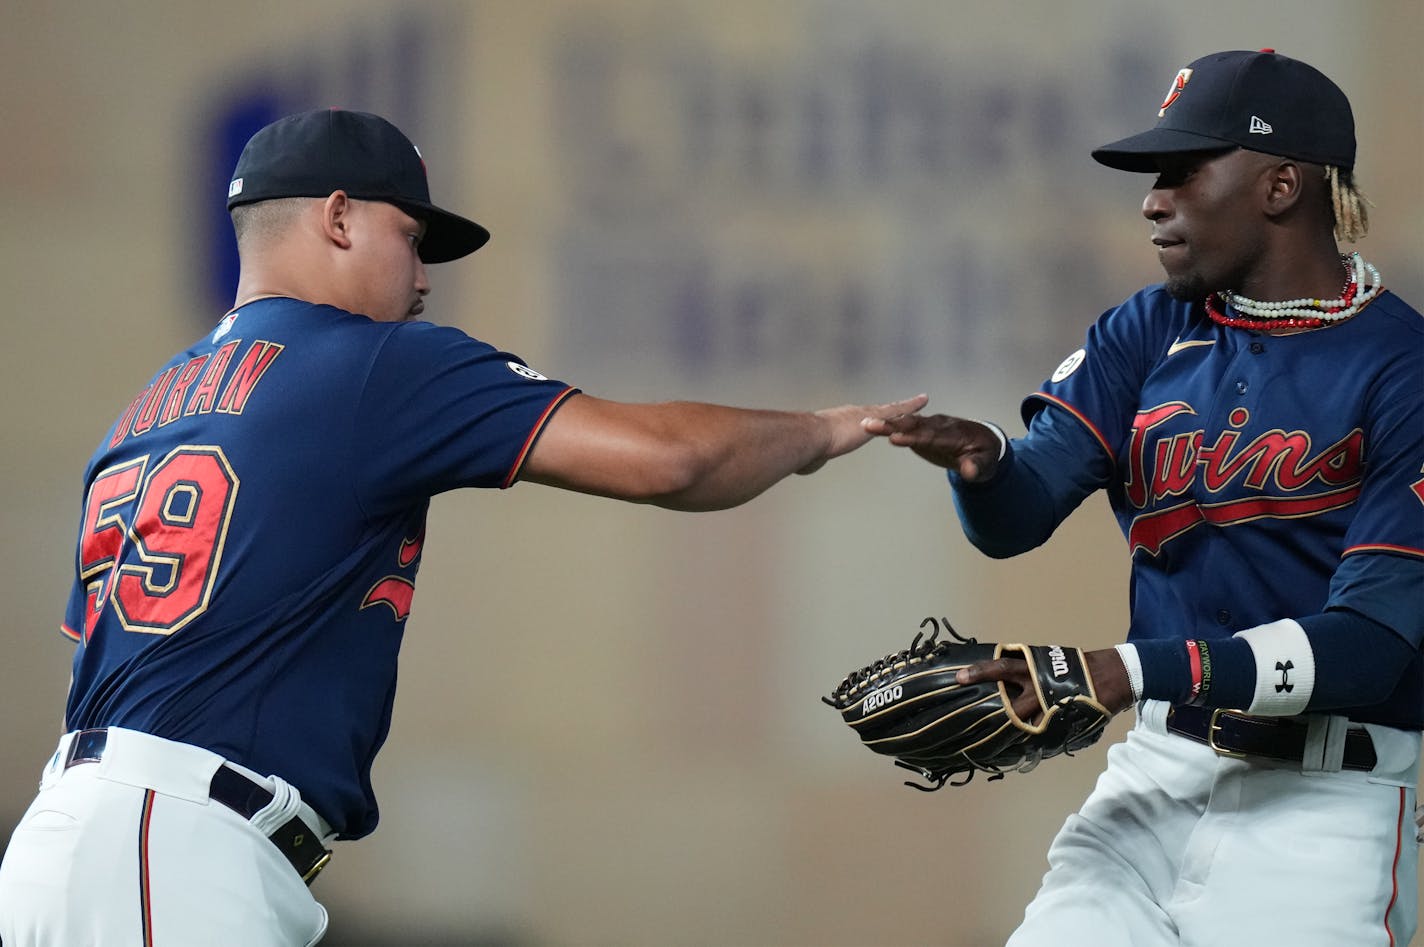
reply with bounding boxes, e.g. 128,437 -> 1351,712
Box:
1092,49 -> 1355,173
226,109 -> 490,263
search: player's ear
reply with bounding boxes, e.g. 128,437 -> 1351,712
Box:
321,191 -> 355,250
1261,160 -> 1305,218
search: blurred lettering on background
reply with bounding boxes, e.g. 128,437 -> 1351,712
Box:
546,10 -> 1165,394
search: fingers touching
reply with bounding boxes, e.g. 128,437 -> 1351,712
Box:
862,413 -> 1003,480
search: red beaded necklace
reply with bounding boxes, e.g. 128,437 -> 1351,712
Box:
1203,293 -> 1336,331
1204,253 -> 1382,331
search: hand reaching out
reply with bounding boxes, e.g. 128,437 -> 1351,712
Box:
862,413 -> 1004,482
798,393 -> 930,474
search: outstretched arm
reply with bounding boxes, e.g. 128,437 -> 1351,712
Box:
520,392 -> 928,511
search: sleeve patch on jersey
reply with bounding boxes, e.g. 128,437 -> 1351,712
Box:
506,361 -> 549,381
1050,348 -> 1086,383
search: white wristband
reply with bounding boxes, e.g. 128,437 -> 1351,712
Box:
972,420 -> 1009,461
1113,643 -> 1144,703
1234,619 -> 1315,716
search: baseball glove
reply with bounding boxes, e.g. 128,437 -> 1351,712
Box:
822,617 -> 1112,790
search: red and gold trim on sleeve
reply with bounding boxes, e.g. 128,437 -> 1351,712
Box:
1343,543 -> 1424,560
501,387 -> 580,488
1030,392 -> 1117,468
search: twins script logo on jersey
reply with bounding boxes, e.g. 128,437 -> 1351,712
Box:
1124,402 -> 1364,556
361,527 -> 425,621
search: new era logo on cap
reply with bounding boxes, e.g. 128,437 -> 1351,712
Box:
1249,116 -> 1273,135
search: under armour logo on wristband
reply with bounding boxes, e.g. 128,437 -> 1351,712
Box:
1275,661 -> 1295,693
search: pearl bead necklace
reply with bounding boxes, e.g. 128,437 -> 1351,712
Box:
1206,253 -> 1383,331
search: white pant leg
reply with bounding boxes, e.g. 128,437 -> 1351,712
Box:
1009,702 -> 1421,947
0,731 -> 329,947
1170,723 -> 1420,947
1008,701 -> 1205,947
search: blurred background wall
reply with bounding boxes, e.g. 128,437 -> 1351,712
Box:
2,1 -> 1420,944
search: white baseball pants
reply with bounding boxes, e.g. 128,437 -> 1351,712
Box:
0,728 -> 330,946
1008,700 -> 1420,947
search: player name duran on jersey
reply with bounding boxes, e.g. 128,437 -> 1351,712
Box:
107,336 -> 284,448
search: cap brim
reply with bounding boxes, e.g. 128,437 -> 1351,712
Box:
392,200 -> 491,263
1091,128 -> 1238,172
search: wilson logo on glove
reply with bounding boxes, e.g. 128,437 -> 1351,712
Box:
823,616 -> 1112,790
1048,645 -> 1070,678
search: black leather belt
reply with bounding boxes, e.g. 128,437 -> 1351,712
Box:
1166,705 -> 1377,772
64,729 -> 332,884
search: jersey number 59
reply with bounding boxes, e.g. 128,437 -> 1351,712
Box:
78,446 -> 238,640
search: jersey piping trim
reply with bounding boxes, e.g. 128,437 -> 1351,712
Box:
502,386 -> 579,489
138,789 -> 157,947
1344,543 -> 1424,560
60,622 -> 81,642
1029,392 -> 1117,467
1384,787 -> 1405,947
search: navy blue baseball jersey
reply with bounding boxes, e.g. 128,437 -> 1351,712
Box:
1023,286 -> 1424,725
61,297 -> 576,838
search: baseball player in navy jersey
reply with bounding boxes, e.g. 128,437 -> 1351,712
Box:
867,49 -> 1424,945
0,108 -> 926,946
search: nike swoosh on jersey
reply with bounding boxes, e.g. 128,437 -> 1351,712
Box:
1167,337 -> 1216,356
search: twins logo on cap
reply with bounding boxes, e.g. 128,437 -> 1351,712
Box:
1158,68 -> 1192,117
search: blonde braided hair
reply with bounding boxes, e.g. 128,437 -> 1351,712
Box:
1326,165 -> 1370,243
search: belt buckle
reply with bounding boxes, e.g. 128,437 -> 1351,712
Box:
301,849 -> 332,886
1206,708 -> 1249,759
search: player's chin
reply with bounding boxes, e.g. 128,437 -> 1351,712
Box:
1162,272 -> 1208,303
